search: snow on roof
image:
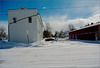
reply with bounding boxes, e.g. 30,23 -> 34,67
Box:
69,22 -> 100,32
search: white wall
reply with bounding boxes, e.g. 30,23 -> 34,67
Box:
8,8 -> 43,43
37,16 -> 43,41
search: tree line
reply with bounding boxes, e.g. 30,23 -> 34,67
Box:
43,23 -> 76,38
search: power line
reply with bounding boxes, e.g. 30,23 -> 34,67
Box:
0,6 -> 99,12
38,6 -> 95,10
43,7 -> 100,22
9,13 -> 39,24
85,8 -> 100,23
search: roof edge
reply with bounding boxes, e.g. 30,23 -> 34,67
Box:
8,7 -> 37,10
69,22 -> 100,32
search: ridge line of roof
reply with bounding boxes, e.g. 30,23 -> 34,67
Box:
69,22 -> 100,32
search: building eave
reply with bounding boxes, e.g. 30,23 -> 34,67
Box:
69,22 -> 100,33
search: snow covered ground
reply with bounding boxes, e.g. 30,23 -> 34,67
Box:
0,39 -> 100,68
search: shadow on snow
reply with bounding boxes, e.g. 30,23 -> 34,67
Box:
67,39 -> 100,44
0,41 -> 41,49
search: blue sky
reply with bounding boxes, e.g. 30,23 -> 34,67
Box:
0,0 -> 99,21
0,0 -> 100,33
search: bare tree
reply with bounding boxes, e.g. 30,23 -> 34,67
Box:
68,24 -> 76,31
45,23 -> 51,31
44,23 -> 52,37
0,27 -> 6,38
59,30 -> 64,38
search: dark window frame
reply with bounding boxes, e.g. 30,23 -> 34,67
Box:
28,17 -> 32,23
13,17 -> 16,23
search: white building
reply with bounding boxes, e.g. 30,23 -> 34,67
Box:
8,7 -> 43,43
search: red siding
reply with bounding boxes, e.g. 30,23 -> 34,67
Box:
98,25 -> 100,40
69,25 -> 100,40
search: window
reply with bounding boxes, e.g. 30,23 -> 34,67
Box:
13,17 -> 16,23
28,17 -> 32,23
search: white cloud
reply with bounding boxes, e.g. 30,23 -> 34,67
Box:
91,6 -> 100,15
0,21 -> 8,34
42,7 -> 46,9
43,13 -> 100,33
88,14 -> 100,22
0,13 -> 99,35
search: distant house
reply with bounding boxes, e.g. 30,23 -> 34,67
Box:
8,7 -> 43,43
63,32 -> 69,37
69,22 -> 100,41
